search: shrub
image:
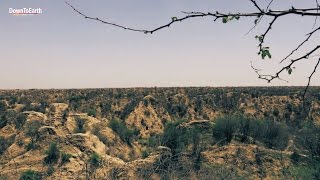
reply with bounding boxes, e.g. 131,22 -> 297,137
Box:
290,160 -> 320,180
290,151 -> 300,163
0,136 -> 8,154
141,150 -> 149,159
87,109 -> 96,117
120,100 -> 139,120
89,152 -> 102,167
0,114 -> 7,128
100,102 -> 111,117
258,120 -> 289,150
160,120 -> 200,156
25,120 -> 41,143
14,113 -> 27,129
19,170 -> 42,180
91,123 -> 108,144
62,111 -> 68,121
108,119 -> 139,144
0,101 -> 7,112
44,142 -> 60,164
74,117 -> 86,133
147,135 -> 159,147
17,138 -> 24,147
0,135 -> 15,155
238,116 -> 252,142
273,108 -> 280,117
25,141 -> 37,151
212,114 -> 289,150
299,122 -> 320,158
212,115 -> 239,144
61,152 -> 72,165
9,96 -> 17,105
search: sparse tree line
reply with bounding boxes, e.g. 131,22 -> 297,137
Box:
1,87 -> 319,120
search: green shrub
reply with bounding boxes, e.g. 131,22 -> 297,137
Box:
25,141 -> 37,151
74,117 -> 86,133
87,109 -> 96,117
0,101 -> 7,112
14,113 -> 27,129
44,142 -> 60,164
25,120 -> 41,143
299,122 -> 320,158
91,123 -> 108,145
17,138 -> 24,147
258,120 -> 289,150
108,119 -> 139,144
273,108 -> 280,116
89,152 -> 102,167
0,136 -> 8,154
290,160 -> 320,180
160,120 -> 200,155
212,115 -> 239,144
100,102 -> 111,117
141,150 -> 149,159
0,114 -> 7,128
290,151 -> 300,164
160,120 -> 205,158
19,170 -> 42,180
61,152 -> 72,165
120,100 -> 139,120
212,114 -> 289,149
3,109 -> 17,126
147,135 -> 159,147
0,135 -> 15,155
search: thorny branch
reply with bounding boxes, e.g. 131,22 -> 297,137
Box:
66,0 -> 320,102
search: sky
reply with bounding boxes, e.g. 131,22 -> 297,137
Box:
1,0 -> 320,89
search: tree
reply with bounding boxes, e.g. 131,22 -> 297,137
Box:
66,1 -> 320,101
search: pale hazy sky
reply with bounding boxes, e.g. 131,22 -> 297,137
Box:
1,0 -> 320,89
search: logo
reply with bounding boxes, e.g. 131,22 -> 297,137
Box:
9,8 -> 42,16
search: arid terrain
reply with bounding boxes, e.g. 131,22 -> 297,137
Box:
0,87 -> 320,179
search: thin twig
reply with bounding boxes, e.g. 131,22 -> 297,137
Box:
280,26 -> 320,63
302,58 -> 320,112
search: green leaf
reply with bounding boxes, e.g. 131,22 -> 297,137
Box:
266,51 -> 271,59
261,50 -> 267,59
235,15 -> 240,20
288,68 -> 292,75
260,48 -> 272,59
222,16 -> 228,23
254,18 -> 259,24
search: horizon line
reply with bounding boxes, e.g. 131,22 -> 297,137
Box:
0,85 -> 319,91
